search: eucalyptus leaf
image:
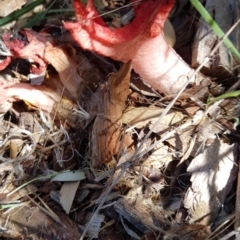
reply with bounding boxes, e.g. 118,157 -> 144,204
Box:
51,170 -> 86,182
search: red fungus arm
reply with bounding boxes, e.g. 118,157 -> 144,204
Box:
0,56 -> 11,71
64,0 -> 193,94
1,29 -> 82,100
2,30 -> 50,74
0,76 -> 60,113
65,0 -> 172,49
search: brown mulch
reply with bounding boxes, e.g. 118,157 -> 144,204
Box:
0,0 -> 240,239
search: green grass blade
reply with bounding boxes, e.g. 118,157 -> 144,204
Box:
0,203 -> 25,210
23,0 -> 57,28
207,90 -> 240,105
23,12 -> 46,28
23,8 -> 74,28
45,8 -> 73,13
0,0 -> 45,27
189,0 -> 240,61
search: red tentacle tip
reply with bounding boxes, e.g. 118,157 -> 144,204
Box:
0,56 -> 11,71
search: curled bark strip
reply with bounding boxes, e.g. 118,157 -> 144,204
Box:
91,61 -> 132,166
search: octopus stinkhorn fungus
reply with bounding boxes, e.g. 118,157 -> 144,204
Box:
0,29 -> 82,99
0,75 -> 60,113
0,29 -> 83,113
1,30 -> 49,74
64,0 -> 194,94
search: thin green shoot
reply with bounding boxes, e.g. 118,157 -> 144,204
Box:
207,90 -> 240,106
23,0 -> 57,28
0,203 -> 25,210
189,0 -> 240,61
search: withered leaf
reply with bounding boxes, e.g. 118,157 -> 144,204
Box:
122,106 -> 184,133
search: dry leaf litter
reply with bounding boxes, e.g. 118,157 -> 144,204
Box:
0,0 -> 239,239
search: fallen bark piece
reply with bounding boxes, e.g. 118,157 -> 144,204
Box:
184,139 -> 238,225
64,0 -> 198,94
164,224 -> 211,239
0,204 -> 81,239
91,61 -> 131,166
114,186 -> 170,233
